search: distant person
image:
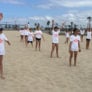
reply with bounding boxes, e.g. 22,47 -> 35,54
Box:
34,26 -> 44,51
27,28 -> 34,47
19,28 -> 25,42
86,28 -> 92,49
50,22 -> 65,58
0,28 -> 11,79
24,27 -> 29,47
80,28 -> 85,42
69,28 -> 81,66
65,30 -> 70,44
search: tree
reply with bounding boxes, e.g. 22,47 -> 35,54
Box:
47,20 -> 50,27
87,16 -> 92,29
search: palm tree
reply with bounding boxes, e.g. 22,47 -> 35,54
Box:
47,20 -> 50,27
87,16 -> 92,29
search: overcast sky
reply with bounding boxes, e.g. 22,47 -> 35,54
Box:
0,0 -> 92,27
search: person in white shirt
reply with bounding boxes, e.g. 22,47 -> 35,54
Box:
24,27 -> 29,47
86,28 -> 92,49
19,28 -> 25,42
69,28 -> 81,66
50,22 -> 65,58
50,25 -> 62,58
80,28 -> 85,42
65,30 -> 70,44
27,28 -> 34,47
0,28 -> 11,79
34,27 -> 44,51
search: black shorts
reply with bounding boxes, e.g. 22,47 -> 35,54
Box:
36,38 -> 41,41
86,39 -> 90,42
27,41 -> 33,43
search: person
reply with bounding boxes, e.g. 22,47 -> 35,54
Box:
19,28 -> 25,42
80,28 -> 85,42
0,28 -> 11,79
27,28 -> 34,47
69,28 -> 81,66
34,26 -> 44,51
24,27 -> 29,47
65,30 -> 70,44
86,28 -> 92,49
50,26 -> 60,58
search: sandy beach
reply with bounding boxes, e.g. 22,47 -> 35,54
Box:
0,30 -> 92,92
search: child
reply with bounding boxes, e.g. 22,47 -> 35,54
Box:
24,27 -> 29,47
65,30 -> 70,44
34,26 -> 44,51
86,28 -> 92,49
0,28 -> 11,79
19,28 -> 25,42
80,28 -> 85,42
27,28 -> 34,47
50,26 -> 60,58
69,28 -> 81,66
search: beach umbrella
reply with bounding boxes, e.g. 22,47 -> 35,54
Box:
0,13 -> 3,20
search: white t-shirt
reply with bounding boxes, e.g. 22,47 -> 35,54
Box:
86,31 -> 92,39
65,32 -> 69,38
70,35 -> 80,51
28,32 -> 34,41
52,30 -> 60,43
24,30 -> 29,36
0,33 -> 8,55
19,29 -> 25,35
80,30 -> 85,35
34,30 -> 43,39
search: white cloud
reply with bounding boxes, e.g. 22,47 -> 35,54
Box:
0,0 -> 24,5
37,0 -> 92,9
2,10 -> 92,28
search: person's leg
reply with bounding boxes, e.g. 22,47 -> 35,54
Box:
50,43 -> 55,58
81,35 -> 83,42
31,42 -> 33,47
69,51 -> 73,66
74,51 -> 78,66
56,44 -> 59,58
87,40 -> 90,49
21,35 -> 24,41
0,55 -> 5,79
67,38 -> 69,44
35,39 -> 38,51
25,36 -> 28,47
38,40 -> 41,51
86,39 -> 88,49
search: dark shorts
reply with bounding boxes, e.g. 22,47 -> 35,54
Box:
36,38 -> 41,41
86,39 -> 90,42
25,35 -> 28,37
27,41 -> 33,43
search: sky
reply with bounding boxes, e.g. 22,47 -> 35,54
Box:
0,0 -> 92,27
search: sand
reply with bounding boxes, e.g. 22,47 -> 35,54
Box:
0,31 -> 92,92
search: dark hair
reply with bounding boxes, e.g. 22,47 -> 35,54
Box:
0,28 -> 3,31
73,28 -> 78,33
54,26 -> 59,30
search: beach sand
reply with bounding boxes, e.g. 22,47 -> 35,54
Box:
0,31 -> 92,92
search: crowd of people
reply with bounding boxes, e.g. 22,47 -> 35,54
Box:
0,12 -> 92,79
